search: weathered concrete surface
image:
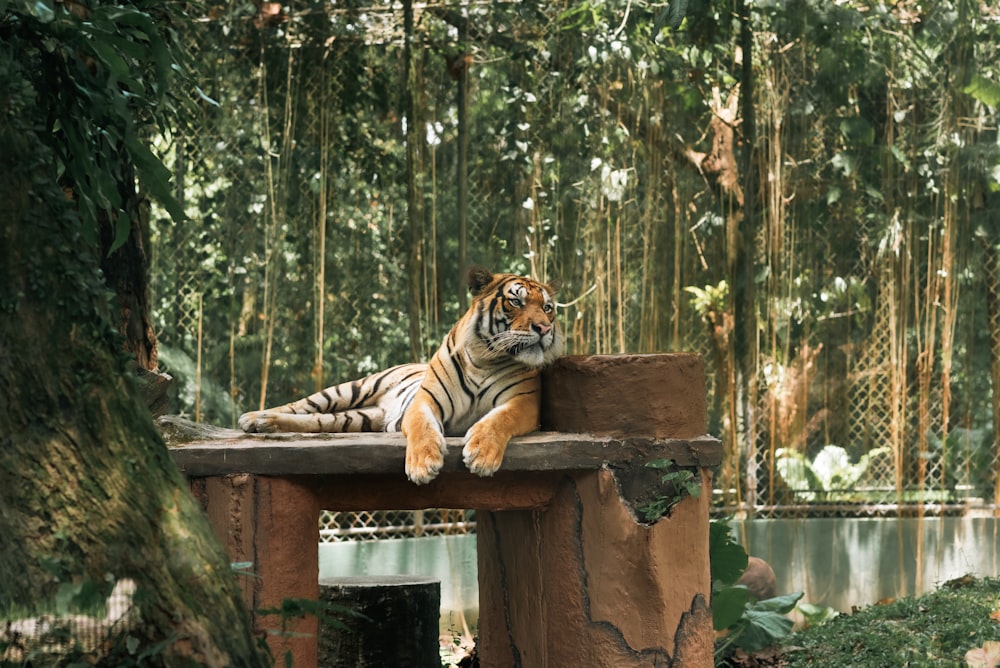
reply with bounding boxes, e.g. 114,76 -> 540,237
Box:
474,353 -> 715,667
164,421 -> 720,477
477,468 -> 714,667
191,475 -> 319,666
541,353 -> 707,439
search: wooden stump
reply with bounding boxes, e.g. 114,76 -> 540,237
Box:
318,576 -> 441,668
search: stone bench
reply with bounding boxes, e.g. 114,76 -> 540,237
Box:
164,353 -> 722,668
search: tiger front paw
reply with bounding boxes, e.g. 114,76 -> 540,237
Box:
405,432 -> 447,485
462,424 -> 508,478
239,411 -> 280,433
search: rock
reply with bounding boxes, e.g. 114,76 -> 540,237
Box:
736,557 -> 777,602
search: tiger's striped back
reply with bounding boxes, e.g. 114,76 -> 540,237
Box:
238,363 -> 425,434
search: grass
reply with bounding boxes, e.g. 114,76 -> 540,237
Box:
781,576 -> 1000,667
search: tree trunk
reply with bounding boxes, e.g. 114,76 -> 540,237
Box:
679,85 -> 749,507
99,153 -> 159,373
0,55 -> 270,668
736,0 -> 759,512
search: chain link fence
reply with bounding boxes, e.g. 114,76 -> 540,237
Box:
319,509 -> 476,542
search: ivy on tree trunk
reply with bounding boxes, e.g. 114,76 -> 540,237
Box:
0,37 -> 270,668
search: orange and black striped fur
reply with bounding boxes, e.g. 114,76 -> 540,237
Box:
239,266 -> 563,484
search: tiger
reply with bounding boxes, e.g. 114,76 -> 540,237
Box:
238,266 -> 563,485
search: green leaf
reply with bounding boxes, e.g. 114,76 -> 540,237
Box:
811,445 -> 852,489
709,519 -> 748,586
641,499 -> 668,522
713,585 -> 749,631
105,33 -> 152,62
558,2 -> 598,30
125,134 -> 169,182
775,448 -> 822,497
738,608 -> 795,651
964,74 -> 1000,108
21,0 -> 55,22
88,38 -> 134,87
93,164 -> 124,213
55,581 -> 76,615
195,85 -> 221,107
889,144 -> 911,171
666,0 -> 689,30
148,38 -> 174,94
798,601 -> 839,626
839,116 -> 874,144
105,5 -> 157,28
111,215 -> 132,253
125,134 -> 185,222
751,591 -> 803,615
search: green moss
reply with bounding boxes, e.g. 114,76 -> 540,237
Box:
784,576 -> 1000,667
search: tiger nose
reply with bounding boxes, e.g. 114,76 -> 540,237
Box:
533,323 -> 551,336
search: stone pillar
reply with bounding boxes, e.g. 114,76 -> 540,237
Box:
475,353 -> 714,667
190,475 -> 320,667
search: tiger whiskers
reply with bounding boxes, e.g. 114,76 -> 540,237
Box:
484,330 -> 541,358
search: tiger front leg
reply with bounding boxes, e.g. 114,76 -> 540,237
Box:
462,393 -> 541,478
402,393 -> 448,485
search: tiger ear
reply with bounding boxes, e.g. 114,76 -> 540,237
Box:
547,278 -> 562,295
467,265 -> 494,296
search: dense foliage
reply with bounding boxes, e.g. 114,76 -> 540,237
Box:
150,0 -> 1000,512
784,576 -> 1000,667
0,0 -> 187,246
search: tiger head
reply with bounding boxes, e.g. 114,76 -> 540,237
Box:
466,266 -> 563,369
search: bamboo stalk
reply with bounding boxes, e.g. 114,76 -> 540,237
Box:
457,15 -> 469,312
257,57 -> 275,411
196,293 -> 203,423
257,36 -> 299,409
314,59 -> 329,393
403,0 -> 423,363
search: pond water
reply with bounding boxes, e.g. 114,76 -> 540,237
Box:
735,515 -> 1000,611
318,515 -> 1000,631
